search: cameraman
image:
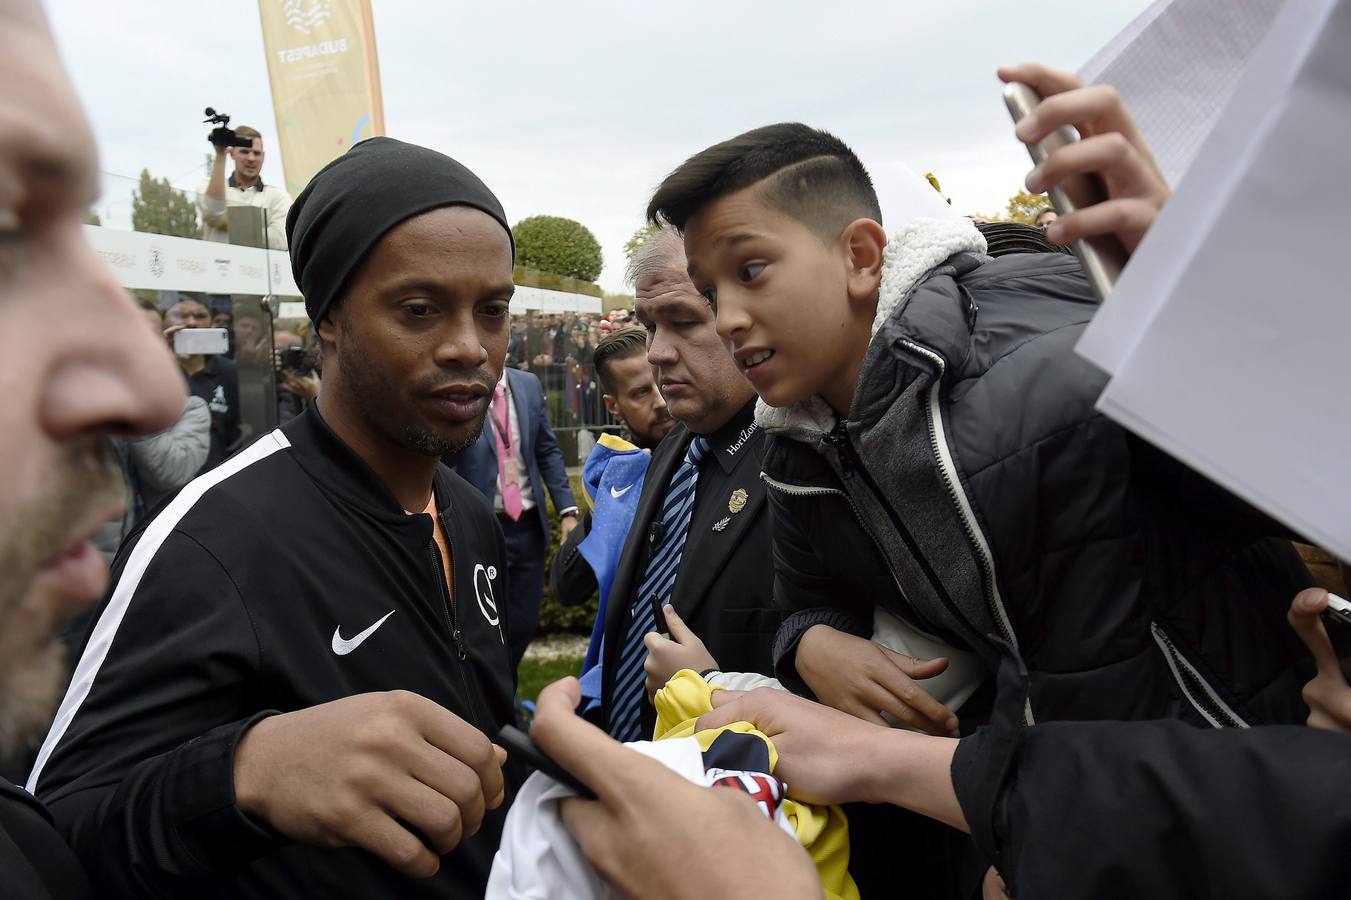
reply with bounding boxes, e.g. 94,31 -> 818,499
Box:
198,124 -> 292,250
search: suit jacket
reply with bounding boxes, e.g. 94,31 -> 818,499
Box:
600,400 -> 780,735
448,367 -> 576,537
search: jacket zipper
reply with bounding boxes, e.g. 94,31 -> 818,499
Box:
900,340 -> 1019,650
822,420 -> 993,657
1150,622 -> 1248,729
901,340 -> 1032,724
760,469 -> 969,651
428,539 -> 467,661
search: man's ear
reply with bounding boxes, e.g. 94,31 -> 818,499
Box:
602,393 -> 621,420
317,310 -> 340,355
842,218 -> 887,303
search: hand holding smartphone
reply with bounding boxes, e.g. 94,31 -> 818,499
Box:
498,724 -> 596,799
1003,82 -> 1129,302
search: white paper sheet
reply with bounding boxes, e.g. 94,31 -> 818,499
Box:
1093,0 -> 1351,560
1075,0 -> 1324,374
1079,0 -> 1285,187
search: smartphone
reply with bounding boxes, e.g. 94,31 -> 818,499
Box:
497,724 -> 596,799
1002,82 -> 1130,302
649,593 -> 669,636
1322,593 -> 1351,632
173,327 -> 230,356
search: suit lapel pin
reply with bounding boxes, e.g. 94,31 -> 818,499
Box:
712,517 -> 730,532
728,488 -> 749,514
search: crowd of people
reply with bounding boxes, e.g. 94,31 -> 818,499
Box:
2,0 -> 1349,898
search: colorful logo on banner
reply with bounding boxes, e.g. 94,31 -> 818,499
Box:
258,0 -> 385,195
282,0 -> 332,34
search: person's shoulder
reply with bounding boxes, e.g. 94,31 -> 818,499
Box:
506,366 -> 543,392
960,252 -> 1093,303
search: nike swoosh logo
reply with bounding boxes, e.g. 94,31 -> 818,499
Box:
610,484 -> 634,499
332,610 -> 396,656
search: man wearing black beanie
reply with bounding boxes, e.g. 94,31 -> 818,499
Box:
28,137 -> 525,898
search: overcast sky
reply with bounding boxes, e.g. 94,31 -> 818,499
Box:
48,0 -> 1153,292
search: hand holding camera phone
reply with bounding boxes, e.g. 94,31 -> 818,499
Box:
173,327 -> 230,356
1002,82 -> 1128,302
998,63 -> 1172,301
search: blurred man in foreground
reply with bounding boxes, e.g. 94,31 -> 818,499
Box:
0,1 -> 185,894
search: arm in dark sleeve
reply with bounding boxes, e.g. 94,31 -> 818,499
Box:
766,489 -> 871,693
530,380 -> 577,514
549,510 -> 597,606
952,647 -> 1351,899
32,531 -> 286,897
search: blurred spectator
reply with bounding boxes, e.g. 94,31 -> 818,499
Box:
273,328 -> 320,425
550,326 -> 674,610
198,125 -> 292,250
1034,205 -> 1058,228
93,300 -> 213,559
506,317 -> 530,369
976,221 -> 1073,257
164,297 -> 240,472
594,326 -> 672,451
211,308 -> 233,331
448,367 -> 580,668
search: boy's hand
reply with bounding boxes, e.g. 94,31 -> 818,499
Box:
796,624 -> 958,736
531,678 -> 821,900
696,686 -> 968,830
643,604 -> 718,698
1287,588 -> 1351,733
998,62 -> 1169,253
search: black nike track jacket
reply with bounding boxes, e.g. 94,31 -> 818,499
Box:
26,407 -> 520,898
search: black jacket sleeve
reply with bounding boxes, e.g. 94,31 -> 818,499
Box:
766,488 -> 872,693
32,531 -> 287,898
952,646 -> 1351,899
549,510 -> 597,606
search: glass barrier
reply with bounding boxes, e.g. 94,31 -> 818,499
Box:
90,172 -> 623,467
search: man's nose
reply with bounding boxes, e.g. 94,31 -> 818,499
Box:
42,235 -> 184,441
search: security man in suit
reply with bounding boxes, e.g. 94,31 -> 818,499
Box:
448,365 -> 578,667
600,228 -> 780,742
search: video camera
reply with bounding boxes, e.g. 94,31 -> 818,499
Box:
203,107 -> 255,149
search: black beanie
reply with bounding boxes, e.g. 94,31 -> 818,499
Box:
286,136 -> 514,324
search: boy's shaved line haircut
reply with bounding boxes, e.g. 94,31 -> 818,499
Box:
646,122 -> 883,243
593,325 -> 650,394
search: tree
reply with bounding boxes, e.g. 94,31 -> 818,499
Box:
998,190 -> 1053,226
131,168 -> 199,238
623,223 -> 662,260
512,215 -> 603,282
603,291 -> 635,314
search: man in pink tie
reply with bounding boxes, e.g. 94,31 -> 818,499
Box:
450,365 -> 579,667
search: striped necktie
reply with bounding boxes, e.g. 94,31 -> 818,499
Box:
607,436 -> 711,741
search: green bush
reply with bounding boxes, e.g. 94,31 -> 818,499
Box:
513,216 -> 604,283
538,473 -> 599,635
